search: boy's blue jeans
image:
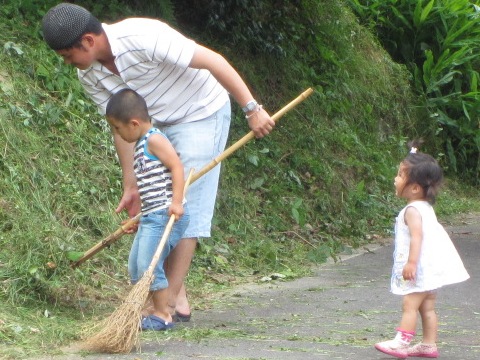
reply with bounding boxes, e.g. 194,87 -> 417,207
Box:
128,206 -> 190,291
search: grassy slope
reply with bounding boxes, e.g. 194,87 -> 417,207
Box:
0,1 -> 479,358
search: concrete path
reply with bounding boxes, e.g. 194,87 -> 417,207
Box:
39,213 -> 479,359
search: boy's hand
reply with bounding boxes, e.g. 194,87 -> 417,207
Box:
402,262 -> 417,281
116,188 -> 141,233
116,188 -> 141,217
168,202 -> 184,221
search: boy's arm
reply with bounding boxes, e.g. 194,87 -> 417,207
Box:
403,206 -> 423,280
80,76 -> 141,219
113,132 -> 142,218
147,134 -> 185,219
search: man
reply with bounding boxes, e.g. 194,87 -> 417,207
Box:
42,3 -> 274,321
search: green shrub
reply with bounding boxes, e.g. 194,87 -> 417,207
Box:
348,0 -> 480,182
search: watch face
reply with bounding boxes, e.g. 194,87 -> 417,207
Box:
243,100 -> 258,112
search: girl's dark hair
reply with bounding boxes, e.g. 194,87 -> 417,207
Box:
402,139 -> 443,204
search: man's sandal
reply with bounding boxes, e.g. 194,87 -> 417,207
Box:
172,311 -> 191,322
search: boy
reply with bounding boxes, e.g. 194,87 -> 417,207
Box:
106,88 -> 189,330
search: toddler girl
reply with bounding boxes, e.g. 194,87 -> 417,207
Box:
375,140 -> 469,358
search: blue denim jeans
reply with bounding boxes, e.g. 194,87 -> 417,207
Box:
128,206 -> 190,291
158,99 -> 231,238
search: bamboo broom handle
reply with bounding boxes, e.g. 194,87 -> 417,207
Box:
146,169 -> 194,271
191,87 -> 314,182
72,171 -> 194,269
71,88 -> 314,268
71,213 -> 142,268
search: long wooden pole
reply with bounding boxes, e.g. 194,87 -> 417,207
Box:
71,87 -> 314,268
190,87 -> 314,182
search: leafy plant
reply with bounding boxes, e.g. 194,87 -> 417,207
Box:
173,0 -> 304,57
348,0 -> 480,182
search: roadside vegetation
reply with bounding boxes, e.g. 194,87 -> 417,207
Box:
0,0 -> 478,358
348,0 -> 480,182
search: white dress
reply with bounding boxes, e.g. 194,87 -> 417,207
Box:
391,201 -> 469,295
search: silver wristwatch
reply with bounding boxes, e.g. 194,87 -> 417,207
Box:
242,100 -> 258,113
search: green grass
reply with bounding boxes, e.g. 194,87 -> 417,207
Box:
0,305 -> 80,358
1,1 -> 480,359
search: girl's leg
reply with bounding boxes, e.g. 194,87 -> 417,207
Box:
407,291 -> 439,357
375,292 -> 429,358
418,291 -> 437,343
399,291 -> 430,331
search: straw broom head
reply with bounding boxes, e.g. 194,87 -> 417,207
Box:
81,270 -> 154,353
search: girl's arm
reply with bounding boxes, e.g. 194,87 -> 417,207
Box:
148,134 -> 185,220
402,206 -> 423,280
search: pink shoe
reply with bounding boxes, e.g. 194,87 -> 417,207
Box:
374,340 -> 408,359
407,343 -> 439,358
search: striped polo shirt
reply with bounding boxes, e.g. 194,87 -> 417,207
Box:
134,128 -> 172,214
78,18 -> 229,125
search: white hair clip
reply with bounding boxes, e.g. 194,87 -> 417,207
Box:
410,147 -> 418,154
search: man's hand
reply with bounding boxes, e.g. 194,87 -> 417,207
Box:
247,108 -> 275,138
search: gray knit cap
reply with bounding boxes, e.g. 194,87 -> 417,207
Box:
42,3 -> 97,50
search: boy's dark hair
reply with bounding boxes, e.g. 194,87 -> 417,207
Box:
403,139 -> 443,204
42,3 -> 102,50
106,89 -> 151,124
